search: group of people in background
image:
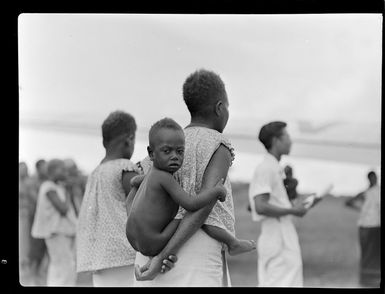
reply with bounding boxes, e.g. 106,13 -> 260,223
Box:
19,68 -> 380,287
18,158 -> 87,286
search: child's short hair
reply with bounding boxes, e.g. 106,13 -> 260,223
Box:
35,159 -> 46,170
258,121 -> 287,150
183,69 -> 227,117
149,118 -> 184,147
102,111 -> 137,148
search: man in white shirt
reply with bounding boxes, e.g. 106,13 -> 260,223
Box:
249,121 -> 309,287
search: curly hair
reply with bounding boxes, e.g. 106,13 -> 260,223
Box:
149,117 -> 184,147
102,110 -> 137,147
258,121 -> 287,150
182,69 -> 227,117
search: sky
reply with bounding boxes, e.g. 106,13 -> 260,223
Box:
18,13 -> 382,127
18,14 -> 382,194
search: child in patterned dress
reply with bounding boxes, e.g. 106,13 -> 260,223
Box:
76,111 -> 142,287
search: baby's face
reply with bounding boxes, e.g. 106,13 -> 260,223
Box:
150,128 -> 185,174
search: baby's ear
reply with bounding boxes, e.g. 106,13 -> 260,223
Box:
147,146 -> 154,161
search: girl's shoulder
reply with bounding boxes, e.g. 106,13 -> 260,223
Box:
95,158 -> 139,174
185,126 -> 232,147
184,126 -> 235,165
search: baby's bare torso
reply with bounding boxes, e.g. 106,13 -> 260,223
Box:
126,168 -> 179,254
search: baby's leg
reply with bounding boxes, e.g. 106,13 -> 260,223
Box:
202,224 -> 256,256
144,219 -> 181,256
159,219 -> 181,241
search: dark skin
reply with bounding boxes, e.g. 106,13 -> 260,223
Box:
101,131 -> 178,271
134,92 -> 233,281
126,128 -> 227,257
345,173 -> 377,211
135,141 -> 233,280
102,133 -> 139,196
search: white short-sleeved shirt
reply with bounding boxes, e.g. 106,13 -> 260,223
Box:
32,180 -> 77,239
358,185 -> 381,227
248,153 -> 292,222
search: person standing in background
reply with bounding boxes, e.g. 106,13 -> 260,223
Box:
29,159 -> 49,286
248,122 -> 310,287
283,165 -> 299,202
76,111 -> 141,287
63,158 -> 90,286
345,171 -> 381,287
64,158 -> 87,216
19,162 -> 36,285
31,159 -> 78,286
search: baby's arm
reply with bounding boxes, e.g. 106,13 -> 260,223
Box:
122,170 -> 140,196
130,174 -> 145,188
160,173 -> 226,212
125,175 -> 145,217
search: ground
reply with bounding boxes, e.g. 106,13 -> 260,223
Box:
227,182 -> 362,288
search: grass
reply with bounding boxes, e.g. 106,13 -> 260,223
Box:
227,182 -> 362,288
77,181 -> 364,287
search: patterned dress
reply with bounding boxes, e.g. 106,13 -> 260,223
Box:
76,159 -> 139,273
134,126 -> 236,286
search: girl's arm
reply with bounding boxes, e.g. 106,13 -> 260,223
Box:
46,190 -> 69,216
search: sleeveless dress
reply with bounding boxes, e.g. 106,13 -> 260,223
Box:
134,126 -> 235,287
76,159 -> 139,282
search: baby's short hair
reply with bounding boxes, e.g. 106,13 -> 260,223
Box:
149,118 -> 184,147
183,69 -> 227,117
102,111 -> 137,148
258,121 -> 287,150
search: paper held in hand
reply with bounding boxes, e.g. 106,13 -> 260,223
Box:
303,184 -> 334,209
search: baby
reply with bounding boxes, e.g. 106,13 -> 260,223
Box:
126,118 -> 256,258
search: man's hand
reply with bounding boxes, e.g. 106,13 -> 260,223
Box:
134,254 -> 178,281
291,201 -> 308,217
310,196 -> 323,208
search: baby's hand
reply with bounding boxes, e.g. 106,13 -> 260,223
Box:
130,175 -> 145,188
215,178 -> 227,202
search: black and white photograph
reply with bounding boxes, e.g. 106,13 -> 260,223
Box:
18,12 -> 381,288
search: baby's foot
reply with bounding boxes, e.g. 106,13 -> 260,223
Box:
228,239 -> 256,256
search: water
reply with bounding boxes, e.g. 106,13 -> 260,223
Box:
19,125 -> 380,197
